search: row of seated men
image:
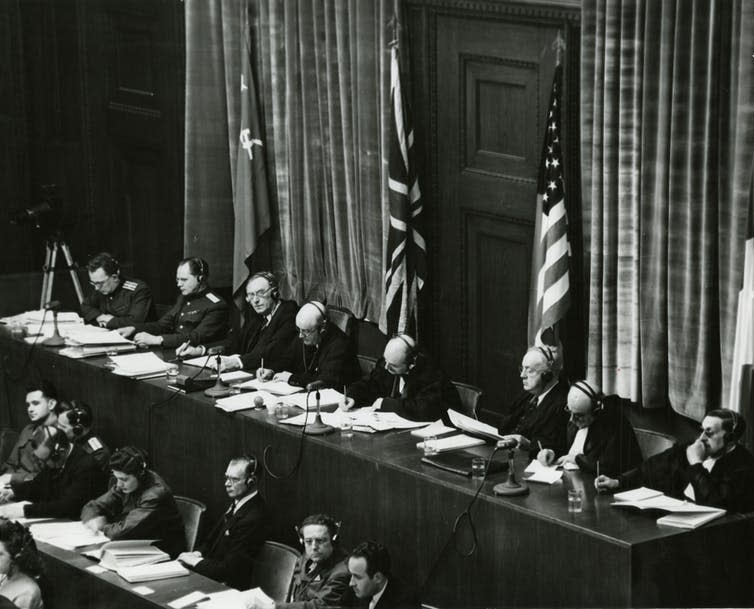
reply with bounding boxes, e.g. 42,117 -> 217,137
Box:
81,251 -> 754,508
0,382 -> 419,609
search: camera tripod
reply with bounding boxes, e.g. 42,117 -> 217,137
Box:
40,236 -> 84,309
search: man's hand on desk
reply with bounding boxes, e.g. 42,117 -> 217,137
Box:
0,474 -> 11,488
594,475 -> 619,492
255,367 -> 273,380
0,502 -> 28,519
96,314 -> 114,328
556,453 -> 577,467
176,344 -> 204,359
83,516 -> 107,533
272,371 -> 292,383
116,326 -> 135,338
133,332 -> 163,347
206,355 -> 241,372
0,487 -> 15,504
537,448 -> 556,466
177,550 -> 203,567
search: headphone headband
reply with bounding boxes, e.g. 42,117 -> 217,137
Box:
392,333 -> 416,354
305,301 -> 327,317
572,380 -> 604,411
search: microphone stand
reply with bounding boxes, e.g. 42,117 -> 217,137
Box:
41,309 -> 65,347
304,388 -> 335,435
492,448 -> 529,496
204,352 -> 232,398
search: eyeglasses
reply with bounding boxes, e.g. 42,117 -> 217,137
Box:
518,366 -> 542,377
89,277 -> 114,288
298,327 -> 318,337
303,537 -> 331,546
246,287 -> 274,300
224,475 -> 245,484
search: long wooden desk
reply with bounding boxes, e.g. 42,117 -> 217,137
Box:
1,332 -> 752,608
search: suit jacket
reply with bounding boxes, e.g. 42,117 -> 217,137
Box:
565,406 -> 642,476
226,300 -> 298,371
81,470 -> 186,557
0,423 -> 43,484
133,288 -> 229,348
372,578 -> 420,609
282,548 -> 351,609
12,444 -> 107,520
618,443 -> 754,512
348,353 -> 461,422
192,493 -> 267,590
288,325 -> 361,389
498,380 -> 570,459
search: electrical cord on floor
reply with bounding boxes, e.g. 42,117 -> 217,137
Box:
262,390 -> 313,479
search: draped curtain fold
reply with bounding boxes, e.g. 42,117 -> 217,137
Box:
581,0 -> 754,419
254,0 -> 392,320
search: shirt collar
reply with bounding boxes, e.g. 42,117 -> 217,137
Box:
266,301 -> 281,324
369,579 -> 389,609
536,382 -> 556,405
232,490 -> 258,513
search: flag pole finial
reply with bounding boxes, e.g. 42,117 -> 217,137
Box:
552,30 -> 565,66
388,14 -> 399,48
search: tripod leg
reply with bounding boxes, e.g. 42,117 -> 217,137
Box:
60,242 -> 84,304
45,243 -> 59,307
40,242 -> 53,309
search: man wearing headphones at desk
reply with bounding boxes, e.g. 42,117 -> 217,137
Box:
178,455 -> 268,590
346,334 -> 461,422
595,409 -> 754,512
244,513 -> 351,609
117,257 -> 229,351
0,426 -> 105,520
497,346 -> 570,460
536,380 -> 642,476
57,401 -> 111,474
181,271 -> 298,374
271,301 -> 360,389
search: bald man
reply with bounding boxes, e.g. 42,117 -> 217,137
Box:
272,302 -> 360,389
498,346 -> 569,459
347,334 -> 461,422
536,380 -> 641,476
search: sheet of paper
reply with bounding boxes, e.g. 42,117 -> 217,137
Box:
168,591 -> 210,609
197,589 -> 249,609
613,487 -> 663,502
133,586 -> 155,595
411,420 -> 456,438
180,355 -> 217,368
215,392 -> 279,413
562,461 -> 580,470
220,370 -> 255,382
447,409 -> 503,441
417,434 -> 485,452
108,352 -> 171,374
524,460 -> 563,484
237,378 -> 304,396
283,388 -> 346,410
86,565 -> 108,574
65,329 -> 133,345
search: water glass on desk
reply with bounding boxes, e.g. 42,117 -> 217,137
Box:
567,489 -> 583,513
471,457 -> 487,479
165,364 -> 179,384
339,419 -> 353,438
423,436 -> 439,456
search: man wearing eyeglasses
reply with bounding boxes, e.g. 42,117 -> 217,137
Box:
180,272 -> 298,377
536,381 -> 641,476
595,409 -> 754,512
497,346 -> 570,459
80,252 -> 155,329
178,456 -> 267,590
272,301 -> 360,389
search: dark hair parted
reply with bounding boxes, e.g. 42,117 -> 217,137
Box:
0,520 -> 43,577
349,540 -> 391,578
109,446 -> 149,476
25,380 -> 57,402
300,514 -> 340,541
86,252 -> 120,275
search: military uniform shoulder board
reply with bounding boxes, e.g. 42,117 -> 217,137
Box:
87,436 -> 104,452
206,292 -> 220,303
122,281 -> 138,291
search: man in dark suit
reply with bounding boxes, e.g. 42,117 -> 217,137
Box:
537,380 -> 642,475
347,334 -> 461,422
178,455 -> 267,589
0,426 -> 106,520
498,346 -> 570,460
347,541 -> 419,609
273,301 -> 360,389
182,272 -> 298,375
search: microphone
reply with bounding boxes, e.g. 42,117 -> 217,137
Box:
496,438 -> 519,450
306,380 -> 326,392
44,300 -> 61,310
207,346 -> 224,356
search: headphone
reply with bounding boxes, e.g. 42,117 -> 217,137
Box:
239,454 -> 258,486
43,426 -> 67,460
391,333 -> 418,369
296,515 -> 341,545
306,301 -> 327,317
181,257 -> 209,283
67,406 -> 93,438
571,380 -> 605,414
528,346 -> 555,383
721,410 -> 745,443
112,446 -> 149,477
249,272 -> 280,299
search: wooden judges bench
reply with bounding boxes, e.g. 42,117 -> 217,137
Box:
1,332 -> 753,609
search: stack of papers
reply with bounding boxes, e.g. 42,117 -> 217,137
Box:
524,460 -> 564,484
410,420 -> 456,438
29,521 -> 109,550
98,540 -> 169,570
611,487 -> 726,528
416,434 -> 485,453
237,378 -> 303,396
215,391 -> 279,413
117,560 -> 189,583
280,410 -> 431,432
1,310 -> 85,339
108,352 -> 172,379
283,389 -> 346,410
447,409 -> 504,441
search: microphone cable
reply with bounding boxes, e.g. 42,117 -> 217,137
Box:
262,389 -> 312,479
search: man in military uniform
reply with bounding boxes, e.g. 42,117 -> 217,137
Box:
117,257 -> 229,350
80,252 -> 155,329
56,401 -> 111,474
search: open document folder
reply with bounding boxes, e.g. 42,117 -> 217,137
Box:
279,409 -> 431,432
447,409 -> 504,441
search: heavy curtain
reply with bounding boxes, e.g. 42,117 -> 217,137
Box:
254,0 -> 393,320
581,0 -> 754,419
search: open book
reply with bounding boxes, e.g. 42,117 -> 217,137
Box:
611,487 -> 726,528
117,560 -> 189,583
98,540 -> 169,571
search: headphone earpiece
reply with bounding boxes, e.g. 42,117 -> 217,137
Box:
572,380 -> 604,414
242,454 -> 258,486
295,525 -> 304,546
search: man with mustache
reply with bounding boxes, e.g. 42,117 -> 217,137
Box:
595,409 -> 754,512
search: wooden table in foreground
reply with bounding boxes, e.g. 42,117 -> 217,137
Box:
1,332 -> 752,608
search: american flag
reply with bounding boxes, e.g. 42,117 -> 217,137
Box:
529,65 -> 571,340
381,45 -> 426,335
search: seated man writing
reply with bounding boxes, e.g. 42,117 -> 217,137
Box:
595,409 -> 754,512
346,334 -> 460,422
